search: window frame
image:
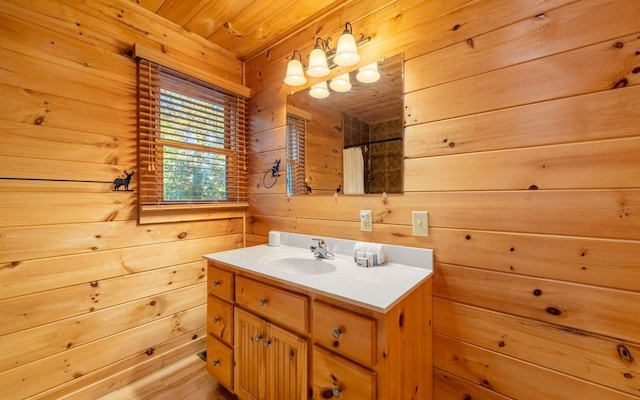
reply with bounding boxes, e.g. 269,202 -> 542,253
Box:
136,58 -> 249,223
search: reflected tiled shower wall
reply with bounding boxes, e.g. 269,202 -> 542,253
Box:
343,114 -> 403,193
370,119 -> 403,193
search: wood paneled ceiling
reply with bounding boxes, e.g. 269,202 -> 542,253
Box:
131,0 -> 351,61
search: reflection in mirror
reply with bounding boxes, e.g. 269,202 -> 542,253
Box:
286,53 -> 404,195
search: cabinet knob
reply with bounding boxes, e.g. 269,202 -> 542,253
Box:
258,298 -> 268,306
212,359 -> 220,366
263,338 -> 272,348
212,316 -> 220,324
254,334 -> 263,342
321,387 -> 343,398
332,328 -> 343,339
213,280 -> 221,287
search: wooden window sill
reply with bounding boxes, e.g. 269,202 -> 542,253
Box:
139,202 -> 249,224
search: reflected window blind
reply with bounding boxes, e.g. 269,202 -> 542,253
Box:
137,58 -> 247,206
286,114 -> 307,195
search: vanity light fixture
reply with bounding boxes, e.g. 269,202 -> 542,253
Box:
309,81 -> 330,99
329,72 -> 352,92
284,50 -> 307,86
306,38 -> 331,77
334,22 -> 360,67
283,22 -> 370,87
356,62 -> 380,83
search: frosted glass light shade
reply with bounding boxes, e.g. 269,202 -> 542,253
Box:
333,32 -> 360,66
356,62 -> 380,83
284,59 -> 307,86
309,81 -> 330,99
329,73 -> 351,92
307,47 -> 330,77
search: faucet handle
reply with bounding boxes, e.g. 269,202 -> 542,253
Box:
311,238 -> 325,252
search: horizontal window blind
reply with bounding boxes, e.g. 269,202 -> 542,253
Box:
137,58 -> 247,206
286,114 -> 307,195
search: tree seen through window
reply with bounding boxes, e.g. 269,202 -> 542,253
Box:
159,88 -> 228,201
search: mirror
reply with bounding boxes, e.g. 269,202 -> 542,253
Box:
286,53 -> 404,195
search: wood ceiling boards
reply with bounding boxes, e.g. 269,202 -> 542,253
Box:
132,0 -> 351,60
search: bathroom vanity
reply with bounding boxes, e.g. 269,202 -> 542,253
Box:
203,233 -> 433,400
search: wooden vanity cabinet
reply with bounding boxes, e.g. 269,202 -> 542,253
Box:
206,259 -> 433,400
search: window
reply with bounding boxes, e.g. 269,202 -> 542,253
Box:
137,59 -> 247,210
286,113 -> 307,195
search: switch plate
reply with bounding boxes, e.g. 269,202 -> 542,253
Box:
360,210 -> 373,231
412,211 -> 429,236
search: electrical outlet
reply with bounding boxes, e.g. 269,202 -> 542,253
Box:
360,210 -> 373,231
412,211 -> 429,236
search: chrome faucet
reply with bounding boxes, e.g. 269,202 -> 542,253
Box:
310,238 -> 335,260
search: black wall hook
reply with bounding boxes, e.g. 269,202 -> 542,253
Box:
271,159 -> 281,177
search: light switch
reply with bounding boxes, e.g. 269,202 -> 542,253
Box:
412,211 -> 429,236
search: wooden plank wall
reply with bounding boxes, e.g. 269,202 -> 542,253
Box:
245,0 -> 640,399
0,0 -> 245,399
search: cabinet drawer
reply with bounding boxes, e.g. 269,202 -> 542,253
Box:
208,264 -> 234,302
236,276 -> 308,333
312,346 -> 376,400
207,335 -> 233,391
207,294 -> 234,346
313,301 -> 376,366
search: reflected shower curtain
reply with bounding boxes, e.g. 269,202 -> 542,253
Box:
343,147 -> 364,194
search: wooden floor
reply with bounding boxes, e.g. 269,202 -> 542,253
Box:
97,354 -> 236,400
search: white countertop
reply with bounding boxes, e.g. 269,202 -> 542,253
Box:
203,232 -> 433,312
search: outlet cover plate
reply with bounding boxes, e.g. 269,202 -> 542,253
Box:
360,210 -> 373,231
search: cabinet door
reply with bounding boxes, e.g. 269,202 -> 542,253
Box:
265,324 -> 307,400
235,308 -> 266,400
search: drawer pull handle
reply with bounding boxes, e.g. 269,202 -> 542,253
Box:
332,328 -> 343,339
258,298 -> 268,306
321,387 -> 343,398
212,316 -> 220,324
213,280 -> 221,287
212,359 -> 220,366
254,334 -> 263,342
263,339 -> 272,348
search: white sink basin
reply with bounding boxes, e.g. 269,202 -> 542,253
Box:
261,254 -> 350,275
